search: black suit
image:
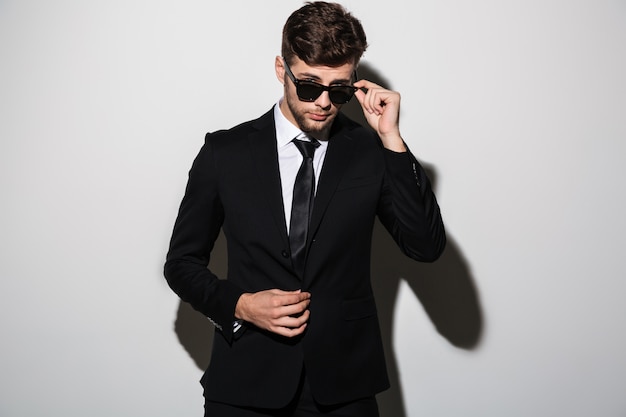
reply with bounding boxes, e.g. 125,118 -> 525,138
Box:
164,108 -> 445,408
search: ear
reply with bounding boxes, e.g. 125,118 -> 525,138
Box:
275,56 -> 285,85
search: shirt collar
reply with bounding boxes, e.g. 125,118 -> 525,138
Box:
274,99 -> 303,149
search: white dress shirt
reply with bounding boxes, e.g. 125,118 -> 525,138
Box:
273,100 -> 328,233
231,101 -> 329,334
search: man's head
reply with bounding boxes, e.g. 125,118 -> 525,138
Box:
277,2 -> 368,139
281,1 -> 368,68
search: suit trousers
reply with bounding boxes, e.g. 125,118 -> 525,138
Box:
203,369 -> 379,417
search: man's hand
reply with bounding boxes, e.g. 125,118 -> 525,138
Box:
354,80 -> 406,153
235,289 -> 311,337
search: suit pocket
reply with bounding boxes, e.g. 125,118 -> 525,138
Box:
342,296 -> 378,321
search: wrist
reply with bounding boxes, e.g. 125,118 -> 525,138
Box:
234,293 -> 250,320
380,134 -> 406,152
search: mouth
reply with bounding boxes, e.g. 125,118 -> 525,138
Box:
308,113 -> 331,122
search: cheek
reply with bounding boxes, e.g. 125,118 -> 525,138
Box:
286,93 -> 307,114
285,80 -> 297,98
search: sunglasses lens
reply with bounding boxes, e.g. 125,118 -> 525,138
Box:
329,87 -> 356,104
296,82 -> 324,101
295,81 -> 356,104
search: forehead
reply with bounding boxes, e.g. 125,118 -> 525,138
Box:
290,58 -> 355,82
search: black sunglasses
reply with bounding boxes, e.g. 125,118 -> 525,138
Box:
283,58 -> 358,105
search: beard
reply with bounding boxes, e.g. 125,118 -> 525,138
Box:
285,94 -> 338,138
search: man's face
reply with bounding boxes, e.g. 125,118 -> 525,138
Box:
276,56 -> 355,140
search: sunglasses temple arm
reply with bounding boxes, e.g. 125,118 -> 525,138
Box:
352,70 -> 369,94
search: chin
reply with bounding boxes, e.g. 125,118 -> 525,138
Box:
286,96 -> 338,135
298,114 -> 337,135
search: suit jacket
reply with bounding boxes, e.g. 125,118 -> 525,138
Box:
164,108 -> 446,408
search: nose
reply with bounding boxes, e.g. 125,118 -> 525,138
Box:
314,90 -> 332,110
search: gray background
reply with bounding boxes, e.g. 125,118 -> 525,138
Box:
1,1 -> 625,416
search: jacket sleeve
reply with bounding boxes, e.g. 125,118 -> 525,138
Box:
164,134 -> 244,344
376,147 -> 446,262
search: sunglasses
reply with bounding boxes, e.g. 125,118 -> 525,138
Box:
283,58 -> 358,105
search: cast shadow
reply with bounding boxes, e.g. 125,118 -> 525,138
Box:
342,62 -> 483,417
172,230 -> 228,371
171,62 -> 483,417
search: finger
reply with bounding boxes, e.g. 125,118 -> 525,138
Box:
361,89 -> 381,116
354,79 -> 381,90
354,80 -> 383,113
273,322 -> 308,338
354,87 -> 375,114
268,288 -> 302,296
367,89 -> 389,116
272,310 -> 310,330
366,89 -> 379,114
371,89 -> 400,117
276,291 -> 311,307
372,91 -> 387,115
278,299 -> 310,317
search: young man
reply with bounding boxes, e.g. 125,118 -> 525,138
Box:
164,2 -> 446,416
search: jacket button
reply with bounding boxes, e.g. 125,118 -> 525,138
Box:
281,250 -> 289,258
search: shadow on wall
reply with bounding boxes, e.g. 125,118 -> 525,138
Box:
172,62 -> 483,417
348,64 -> 483,417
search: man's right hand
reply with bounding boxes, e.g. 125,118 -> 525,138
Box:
234,289 -> 311,337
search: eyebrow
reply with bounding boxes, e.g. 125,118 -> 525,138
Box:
298,71 -> 353,85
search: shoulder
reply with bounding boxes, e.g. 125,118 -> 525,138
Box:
191,108 -> 274,171
204,108 -> 274,149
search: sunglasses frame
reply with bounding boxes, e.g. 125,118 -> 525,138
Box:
283,57 -> 358,105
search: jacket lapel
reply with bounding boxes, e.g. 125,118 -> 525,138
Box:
247,110 -> 359,270
249,110 -> 290,247
308,118 -> 356,244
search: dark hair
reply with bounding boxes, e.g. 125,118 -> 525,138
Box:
282,1 -> 368,67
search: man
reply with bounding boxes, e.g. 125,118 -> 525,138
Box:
164,2 -> 446,416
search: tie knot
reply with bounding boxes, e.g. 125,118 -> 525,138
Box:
293,137 -> 320,159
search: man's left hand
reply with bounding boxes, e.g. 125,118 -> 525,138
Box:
353,80 -> 406,152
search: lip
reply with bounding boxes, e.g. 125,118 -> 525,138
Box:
308,113 -> 330,121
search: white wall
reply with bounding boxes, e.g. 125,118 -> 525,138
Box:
1,1 -> 625,416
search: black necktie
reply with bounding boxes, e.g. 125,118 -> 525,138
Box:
289,137 -> 320,277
